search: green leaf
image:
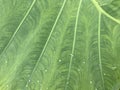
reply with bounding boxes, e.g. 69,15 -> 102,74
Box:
0,0 -> 120,90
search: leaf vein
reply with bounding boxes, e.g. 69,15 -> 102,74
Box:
0,0 -> 36,58
65,0 -> 82,89
25,0 -> 67,88
92,0 -> 120,24
98,12 -> 105,90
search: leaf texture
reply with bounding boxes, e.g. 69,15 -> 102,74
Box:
0,0 -> 120,90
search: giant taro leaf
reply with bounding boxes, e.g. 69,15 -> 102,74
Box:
0,0 -> 120,90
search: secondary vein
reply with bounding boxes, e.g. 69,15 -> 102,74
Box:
0,0 -> 36,58
65,0 -> 82,90
25,0 -> 67,88
98,12 -> 105,90
91,0 -> 120,24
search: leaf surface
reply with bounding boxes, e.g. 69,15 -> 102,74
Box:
0,0 -> 120,90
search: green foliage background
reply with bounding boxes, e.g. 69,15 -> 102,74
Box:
0,0 -> 120,90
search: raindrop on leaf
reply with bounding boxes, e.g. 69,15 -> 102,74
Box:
59,59 -> 61,62
70,54 -> 74,57
83,62 -> 86,64
37,80 -> 40,83
90,81 -> 92,84
78,69 -> 80,72
28,80 -> 31,82
104,73 -> 106,75
5,60 -> 7,64
67,82 -> 69,84
45,69 -> 47,72
26,85 -> 28,87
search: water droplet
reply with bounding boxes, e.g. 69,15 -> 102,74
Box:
111,66 -> 117,70
37,80 -> 40,83
26,85 -> 28,87
5,60 -> 7,64
83,62 -> 86,64
90,81 -> 92,84
59,59 -> 61,62
28,80 -> 31,82
45,69 -> 47,72
67,82 -> 69,84
104,73 -> 106,75
70,54 -> 74,57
